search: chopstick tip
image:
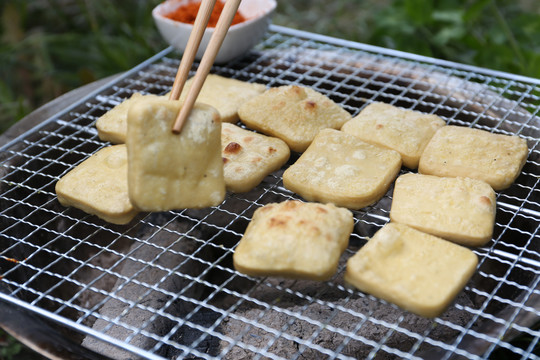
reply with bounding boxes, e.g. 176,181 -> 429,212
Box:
172,112 -> 188,134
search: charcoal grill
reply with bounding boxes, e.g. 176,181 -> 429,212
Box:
0,25 -> 539,359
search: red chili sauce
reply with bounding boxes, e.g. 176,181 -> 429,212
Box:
164,1 -> 246,27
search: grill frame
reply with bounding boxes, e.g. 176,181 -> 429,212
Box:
0,25 -> 539,359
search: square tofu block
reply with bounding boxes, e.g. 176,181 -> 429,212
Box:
126,98 -> 225,211
96,93 -> 164,144
345,223 -> 478,318
283,129 -> 402,209
238,85 -> 352,152
233,200 -> 354,281
179,74 -> 266,123
221,123 -> 290,193
390,174 -> 496,246
341,102 -> 445,169
419,125 -> 528,190
55,145 -> 138,225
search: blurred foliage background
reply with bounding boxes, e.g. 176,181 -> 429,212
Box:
0,0 -> 539,358
1,0 -> 539,136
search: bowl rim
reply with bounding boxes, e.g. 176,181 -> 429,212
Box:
152,0 -> 277,32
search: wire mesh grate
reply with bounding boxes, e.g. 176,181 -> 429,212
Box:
0,25 -> 539,359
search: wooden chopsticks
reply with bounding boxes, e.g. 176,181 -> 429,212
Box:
171,0 -> 243,134
169,0 -> 217,101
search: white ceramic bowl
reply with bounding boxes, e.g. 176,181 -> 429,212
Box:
152,0 -> 276,64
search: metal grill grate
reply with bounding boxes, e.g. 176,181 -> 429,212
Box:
1,25 -> 539,359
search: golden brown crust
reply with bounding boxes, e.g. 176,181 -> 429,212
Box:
96,93 -> 164,144
223,141 -> 242,155
419,125 -> 528,190
283,128 -> 402,209
390,173 -> 496,246
238,85 -> 352,152
55,145 -> 138,224
341,102 -> 445,169
221,123 -> 290,193
345,223 -> 478,318
233,200 -> 354,281
179,74 -> 266,123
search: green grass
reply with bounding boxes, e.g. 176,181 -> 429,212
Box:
274,0 -> 540,78
0,329 -> 22,360
0,328 -> 47,360
0,0 -> 166,133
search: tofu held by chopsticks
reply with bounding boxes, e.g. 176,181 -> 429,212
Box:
126,98 -> 225,212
